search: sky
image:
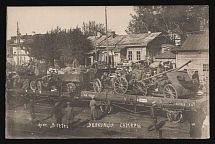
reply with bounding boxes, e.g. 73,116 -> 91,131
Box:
6,6 -> 135,40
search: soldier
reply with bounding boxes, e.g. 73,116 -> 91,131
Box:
65,102 -> 75,130
189,108 -> 206,139
90,96 -> 97,120
192,70 -> 200,95
54,102 -> 64,128
29,99 -> 36,124
148,101 -> 158,132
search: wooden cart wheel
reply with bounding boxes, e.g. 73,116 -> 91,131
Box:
37,80 -> 42,91
67,83 -> 76,93
22,79 -> 29,90
167,111 -> 183,123
134,82 -> 147,96
93,78 -> 102,93
163,84 -> 178,99
41,76 -> 49,87
30,80 -> 37,91
113,77 -> 128,95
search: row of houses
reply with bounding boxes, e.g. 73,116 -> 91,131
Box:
85,31 -> 175,66
6,30 -> 209,77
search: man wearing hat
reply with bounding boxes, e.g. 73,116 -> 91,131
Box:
148,101 -> 158,132
29,99 -> 36,124
192,70 -> 200,96
54,101 -> 64,128
90,96 -> 97,120
65,102 -> 75,130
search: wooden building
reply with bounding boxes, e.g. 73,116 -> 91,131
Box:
171,33 -> 209,77
87,31 -> 174,67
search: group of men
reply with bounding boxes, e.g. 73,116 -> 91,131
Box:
29,100 -> 75,130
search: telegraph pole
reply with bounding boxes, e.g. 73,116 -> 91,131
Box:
17,21 -> 21,66
105,6 -> 109,65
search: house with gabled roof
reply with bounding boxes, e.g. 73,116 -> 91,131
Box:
171,33 -> 209,76
87,31 -> 174,67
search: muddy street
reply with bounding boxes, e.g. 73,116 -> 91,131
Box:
5,98 -> 190,139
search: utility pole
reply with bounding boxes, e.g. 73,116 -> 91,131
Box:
17,21 -> 21,66
94,29 -> 97,62
105,6 -> 109,65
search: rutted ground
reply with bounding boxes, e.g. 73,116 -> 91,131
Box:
5,100 -> 190,139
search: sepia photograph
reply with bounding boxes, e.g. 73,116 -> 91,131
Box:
5,6 -> 209,139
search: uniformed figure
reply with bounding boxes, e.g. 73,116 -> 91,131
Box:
65,102 -> 75,130
148,101 -> 158,132
189,109 -> 206,139
54,102 -> 64,127
192,70 -> 200,95
29,99 -> 36,124
90,96 -> 97,120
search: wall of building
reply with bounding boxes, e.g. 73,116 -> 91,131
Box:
126,47 -> 146,63
147,36 -> 171,61
12,47 -> 31,65
176,51 -> 209,78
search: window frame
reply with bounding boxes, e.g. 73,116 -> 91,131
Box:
136,51 -> 141,60
203,64 -> 209,71
128,51 -> 132,60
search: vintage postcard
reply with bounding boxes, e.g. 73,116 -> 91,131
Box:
6,6 -> 209,139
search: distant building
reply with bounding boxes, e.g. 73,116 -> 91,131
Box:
8,34 -> 33,66
86,31 -> 174,67
171,33 -> 209,77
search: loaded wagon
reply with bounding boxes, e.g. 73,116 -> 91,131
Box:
95,60 -> 197,99
51,69 -> 96,94
6,64 -> 48,91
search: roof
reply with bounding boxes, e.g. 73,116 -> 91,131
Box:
162,44 -> 177,49
85,49 -> 96,55
87,35 -> 111,46
171,34 -> 209,52
98,35 -> 124,46
154,51 -> 176,59
117,32 -> 162,45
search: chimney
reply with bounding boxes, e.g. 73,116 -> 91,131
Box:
110,31 -> 116,38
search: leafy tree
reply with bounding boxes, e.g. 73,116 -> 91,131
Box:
62,27 -> 93,64
82,21 -> 111,36
126,5 -> 209,35
29,26 -> 93,66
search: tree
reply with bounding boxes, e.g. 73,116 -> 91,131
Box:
62,27 -> 93,64
126,5 -> 209,35
29,26 -> 93,66
82,21 -> 111,36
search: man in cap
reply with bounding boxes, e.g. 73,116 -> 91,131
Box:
29,99 -> 36,124
148,101 -> 158,132
65,101 -> 75,130
90,96 -> 97,120
192,70 -> 200,96
54,101 -> 64,129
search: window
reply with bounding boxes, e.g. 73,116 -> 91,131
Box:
203,64 -> 209,71
128,51 -> 132,60
136,51 -> 141,60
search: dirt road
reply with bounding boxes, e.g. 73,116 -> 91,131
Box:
5,99 -> 190,139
